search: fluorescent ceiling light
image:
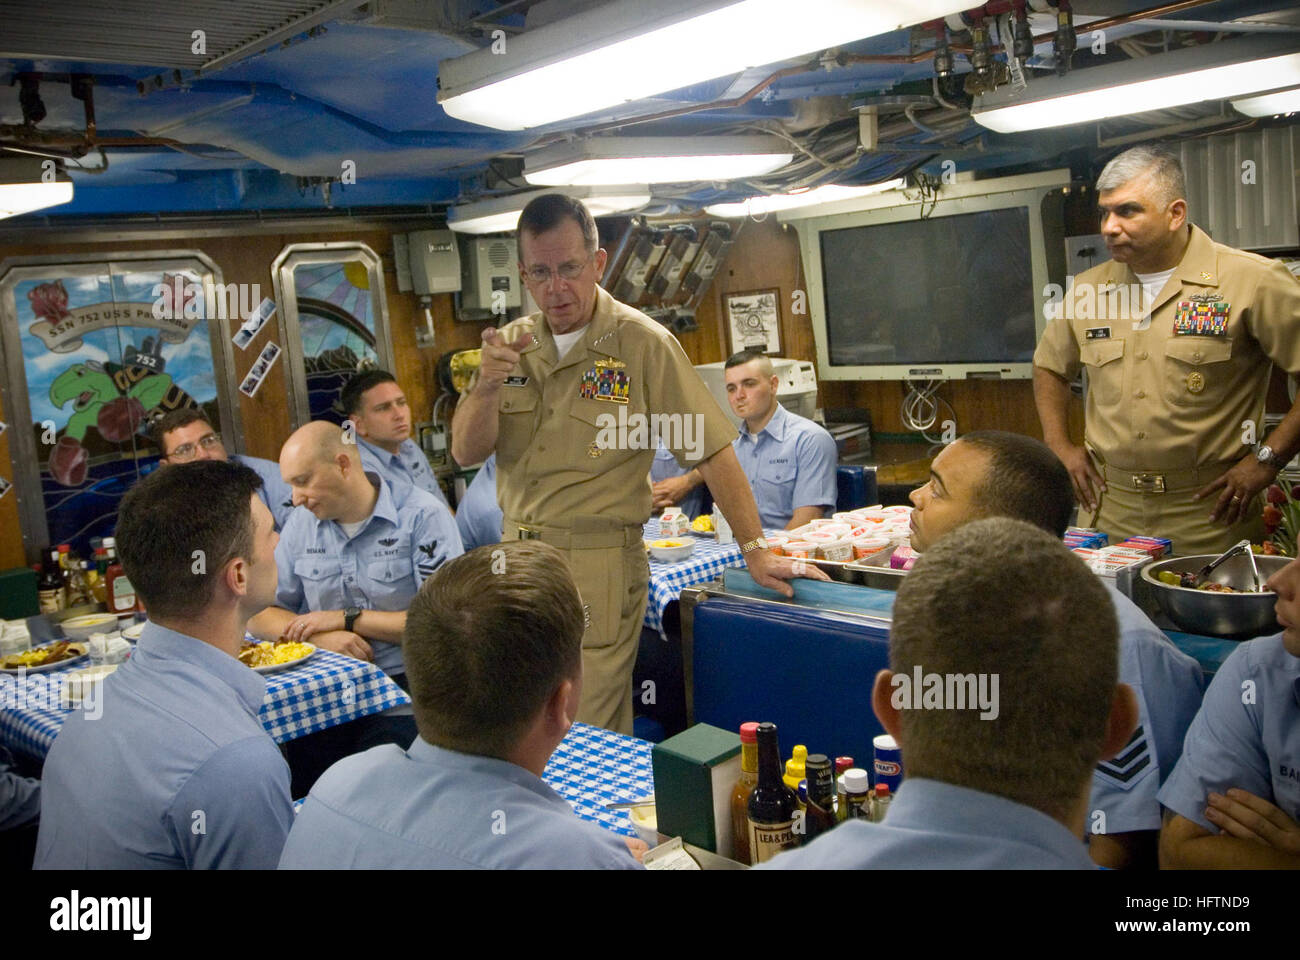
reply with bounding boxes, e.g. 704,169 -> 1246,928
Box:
524,136 -> 793,186
439,0 -> 978,130
1232,85 -> 1300,117
972,34 -> 1300,133
703,180 -> 904,217
447,186 -> 652,234
0,156 -> 73,219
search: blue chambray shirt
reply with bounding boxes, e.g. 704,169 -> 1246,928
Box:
651,439 -> 705,520
1089,584 -> 1204,834
274,472 -> 463,676
456,453 -> 504,551
277,737 -> 642,870
732,403 -> 838,530
1157,632 -> 1300,831
357,436 -> 449,507
232,453 -> 297,531
34,622 -> 293,869
758,778 -> 1098,870
0,744 -> 39,831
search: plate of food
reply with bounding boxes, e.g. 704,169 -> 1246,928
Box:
121,621 -> 146,641
1,640 -> 89,673
237,639 -> 317,673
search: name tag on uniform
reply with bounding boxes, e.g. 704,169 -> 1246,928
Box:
1084,327 -> 1111,340
504,375 -> 530,386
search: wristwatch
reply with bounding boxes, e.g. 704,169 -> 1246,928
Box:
1255,444 -> 1288,471
739,536 -> 770,555
343,606 -> 362,633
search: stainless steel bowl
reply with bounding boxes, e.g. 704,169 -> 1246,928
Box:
1140,553 -> 1289,639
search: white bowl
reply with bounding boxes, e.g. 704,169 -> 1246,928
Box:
648,540 -> 694,563
628,805 -> 659,847
60,613 -> 121,641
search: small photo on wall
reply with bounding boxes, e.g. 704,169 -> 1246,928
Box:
726,289 -> 781,355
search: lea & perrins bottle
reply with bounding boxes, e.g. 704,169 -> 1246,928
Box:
747,722 -> 799,863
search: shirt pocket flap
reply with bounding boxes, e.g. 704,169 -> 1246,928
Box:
1165,337 -> 1233,365
1080,339 -> 1125,368
293,557 -> 341,581
760,459 -> 798,484
499,390 -> 539,414
366,559 -> 410,583
569,398 -> 608,427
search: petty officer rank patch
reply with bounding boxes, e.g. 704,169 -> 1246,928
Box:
1173,300 -> 1229,336
579,357 -> 630,403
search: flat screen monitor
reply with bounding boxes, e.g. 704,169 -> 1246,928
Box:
783,169 -> 1068,381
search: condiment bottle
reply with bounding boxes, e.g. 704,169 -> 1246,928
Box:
730,721 -> 759,865
104,547 -> 138,616
38,549 -> 66,614
747,722 -> 799,863
804,754 -> 837,843
842,768 -> 872,821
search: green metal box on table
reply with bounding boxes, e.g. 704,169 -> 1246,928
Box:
0,567 -> 38,620
651,722 -> 741,859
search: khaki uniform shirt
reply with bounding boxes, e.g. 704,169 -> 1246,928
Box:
1034,224 -> 1300,472
477,285 -> 737,528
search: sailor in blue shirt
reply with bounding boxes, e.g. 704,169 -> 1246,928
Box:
650,439 -> 704,519
341,369 -> 449,507
251,421 -> 463,679
35,461 -> 293,869
762,519 -> 1138,869
908,430 -> 1204,868
278,541 -> 645,869
651,351 -> 837,530
1158,557 -> 1300,868
1091,585 -> 1203,842
456,453 -> 504,551
151,408 -> 296,530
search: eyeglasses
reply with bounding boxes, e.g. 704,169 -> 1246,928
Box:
522,254 -> 592,286
168,432 -> 222,462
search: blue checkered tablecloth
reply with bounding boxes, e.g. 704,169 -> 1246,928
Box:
0,645 -> 409,760
544,721 -> 654,838
643,522 -> 748,635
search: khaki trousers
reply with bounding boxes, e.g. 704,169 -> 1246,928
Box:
504,517 -> 649,735
1090,456 -> 1266,556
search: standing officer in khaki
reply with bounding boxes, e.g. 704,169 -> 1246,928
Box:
1035,144 -> 1300,554
452,194 -> 826,734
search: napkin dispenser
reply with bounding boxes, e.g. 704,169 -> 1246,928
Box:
651,723 -> 741,858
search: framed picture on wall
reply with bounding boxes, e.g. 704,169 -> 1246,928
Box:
726,288 -> 781,355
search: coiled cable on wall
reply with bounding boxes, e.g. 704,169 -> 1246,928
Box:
901,380 -> 958,445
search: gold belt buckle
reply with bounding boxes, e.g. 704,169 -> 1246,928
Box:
516,524 -> 542,540
1132,473 -> 1166,494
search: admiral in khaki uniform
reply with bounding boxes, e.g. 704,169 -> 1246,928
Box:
451,194 -> 823,735
1035,144 -> 1300,555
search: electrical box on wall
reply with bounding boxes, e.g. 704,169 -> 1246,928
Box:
408,230 -> 462,294
459,236 -> 520,319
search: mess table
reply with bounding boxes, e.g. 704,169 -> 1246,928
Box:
1,634 -> 656,839
642,521 -> 775,636
0,642 -> 410,760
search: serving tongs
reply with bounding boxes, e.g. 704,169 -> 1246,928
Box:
1187,539 -> 1262,590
